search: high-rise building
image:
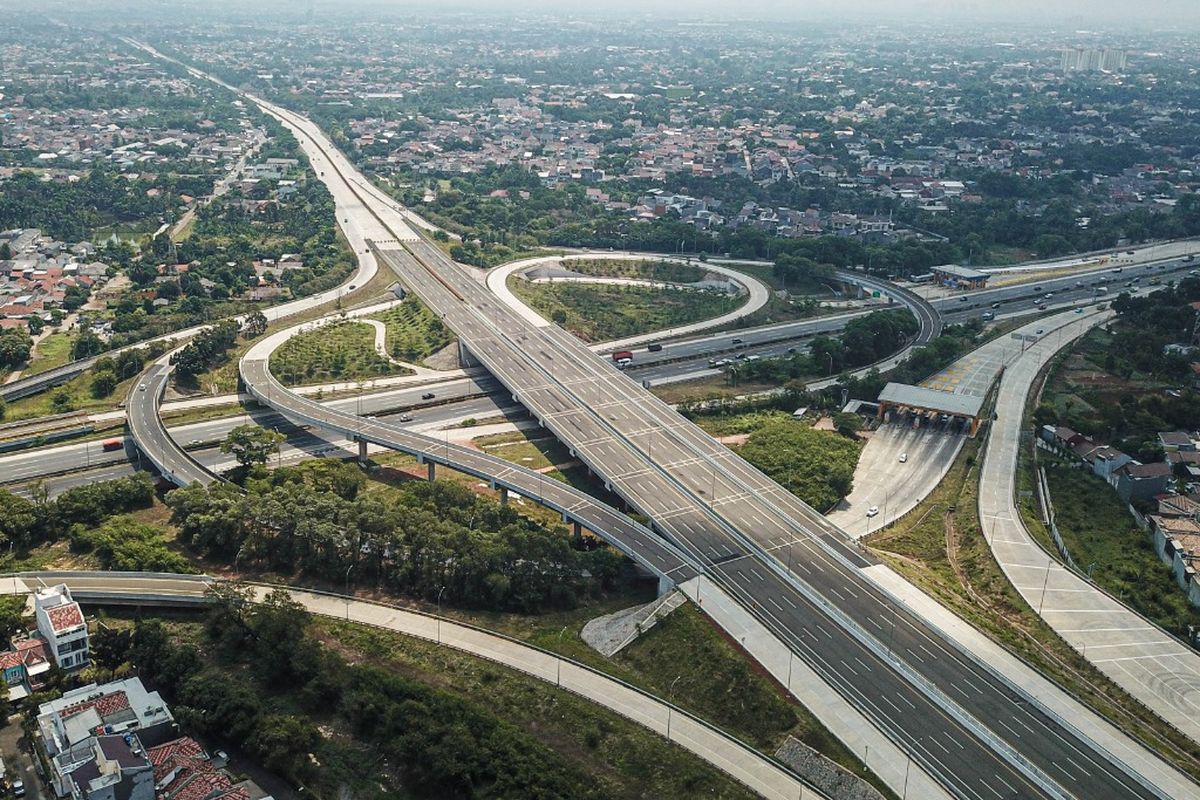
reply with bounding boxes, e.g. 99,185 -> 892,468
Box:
1061,47 -> 1127,73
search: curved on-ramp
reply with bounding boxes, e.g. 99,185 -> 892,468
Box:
486,252 -> 772,351
0,570 -> 824,800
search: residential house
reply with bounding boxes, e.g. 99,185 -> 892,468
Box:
1158,431 -> 1197,453
38,677 -> 178,797
1114,461 -> 1174,503
0,636 -> 53,702
34,584 -> 89,669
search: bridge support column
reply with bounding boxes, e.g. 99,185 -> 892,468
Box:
499,487 -> 508,505
458,341 -> 478,369
427,461 -> 436,482
357,438 -> 368,463
572,520 -> 582,543
658,575 -> 673,597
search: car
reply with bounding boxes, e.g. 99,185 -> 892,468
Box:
1035,328 -> 1044,335
11,778 -> 24,797
188,439 -> 201,447
1037,303 -> 1047,310
1044,292 -> 1054,298
898,453 -> 908,463
981,312 -> 994,320
138,383 -> 147,391
990,302 -> 1001,309
1074,307 -> 1084,314
348,284 -> 356,290
786,346 -> 798,354
398,414 -> 413,422
731,337 -> 744,345
647,343 -> 663,352
958,296 -> 969,302
866,506 -> 880,517
421,392 -> 435,400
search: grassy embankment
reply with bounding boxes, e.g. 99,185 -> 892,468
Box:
510,277 -> 742,343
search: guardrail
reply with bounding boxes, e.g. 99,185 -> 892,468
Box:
8,568 -> 829,800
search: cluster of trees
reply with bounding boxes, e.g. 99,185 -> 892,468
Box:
165,462 -> 622,612
1035,279 -> 1200,458
0,169 -> 210,242
171,320 -> 239,380
0,329 -> 32,370
0,473 -> 155,553
118,588 -> 597,796
730,309 -> 918,385
88,344 -> 161,399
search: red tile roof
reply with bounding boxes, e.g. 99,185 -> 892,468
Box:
171,770 -> 232,800
60,690 -> 130,720
0,652 -> 23,671
46,602 -> 84,633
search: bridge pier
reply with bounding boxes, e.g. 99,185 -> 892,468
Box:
572,520 -> 582,543
357,438 -> 368,463
499,486 -> 508,505
427,461 -> 436,482
458,341 -> 479,369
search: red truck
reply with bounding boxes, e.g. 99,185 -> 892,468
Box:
101,438 -> 123,452
611,350 -> 634,368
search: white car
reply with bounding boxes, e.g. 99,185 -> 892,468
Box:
138,383 -> 147,391
866,506 -> 880,517
898,453 -> 908,463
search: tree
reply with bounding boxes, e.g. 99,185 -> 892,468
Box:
90,370 -> 118,399
0,329 -> 32,368
71,330 -> 105,360
833,412 -> 863,438
242,310 -> 268,339
221,424 -> 284,467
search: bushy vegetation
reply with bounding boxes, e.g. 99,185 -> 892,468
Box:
738,421 -> 862,510
70,516 -> 193,573
562,258 -> 708,283
0,329 -> 33,370
171,320 -> 240,381
0,473 -> 156,552
1034,279 -> 1200,457
269,319 -> 411,384
730,309 -> 918,385
512,280 -> 742,342
112,588 -> 699,799
372,296 -> 454,362
165,462 -> 623,613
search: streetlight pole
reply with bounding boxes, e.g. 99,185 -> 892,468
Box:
345,563 -> 353,621
436,585 -> 446,644
1037,556 -> 1053,614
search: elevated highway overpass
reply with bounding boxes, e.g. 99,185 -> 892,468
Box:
118,38 -> 1199,800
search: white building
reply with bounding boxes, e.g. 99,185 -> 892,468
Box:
34,584 -> 89,669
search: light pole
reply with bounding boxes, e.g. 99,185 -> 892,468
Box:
436,585 -> 446,644
826,351 -> 834,375
1037,556 -> 1053,614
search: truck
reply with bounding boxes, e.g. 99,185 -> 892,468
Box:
101,438 -> 123,452
611,350 -> 634,368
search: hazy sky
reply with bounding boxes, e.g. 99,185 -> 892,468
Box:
344,0 -> 1200,25
14,0 -> 1200,29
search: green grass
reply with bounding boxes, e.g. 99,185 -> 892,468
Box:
320,618 -> 758,800
560,258 -> 708,284
1,368 -> 140,420
370,296 -> 454,362
692,410 -> 797,437
269,319 -> 412,386
1044,465 -> 1200,637
511,279 -> 742,343
23,331 -> 76,376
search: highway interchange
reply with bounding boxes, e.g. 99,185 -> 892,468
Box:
10,39 -> 1200,800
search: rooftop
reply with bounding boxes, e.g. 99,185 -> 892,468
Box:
878,382 -> 985,419
932,264 -> 991,280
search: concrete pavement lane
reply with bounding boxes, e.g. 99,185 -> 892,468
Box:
979,309 -> 1200,747
127,42 -> 1195,799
